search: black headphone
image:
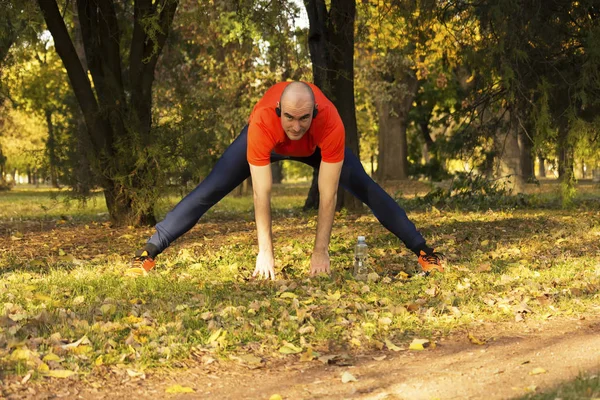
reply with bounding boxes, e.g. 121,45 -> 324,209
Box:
275,104 -> 318,119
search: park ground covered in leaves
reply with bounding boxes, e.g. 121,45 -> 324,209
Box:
1,181 -> 599,398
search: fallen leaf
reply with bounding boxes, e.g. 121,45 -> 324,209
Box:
468,332 -> 486,345
385,338 -> 404,352
44,370 -> 76,378
529,367 -> 547,375
127,369 -> 146,378
269,395 -> 283,400
43,353 -> 62,362
10,348 -> 31,361
61,335 -> 90,350
124,267 -> 147,277
477,263 -> 492,272
37,363 -> 50,373
341,371 -> 358,383
409,338 -> 430,351
21,373 -> 32,384
236,354 -> 263,367
373,355 -> 387,361
279,342 -> 302,354
300,348 -> 317,362
206,328 -> 223,344
165,384 -> 195,393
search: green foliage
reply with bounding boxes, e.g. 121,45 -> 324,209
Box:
415,172 -> 529,210
520,373 -> 600,400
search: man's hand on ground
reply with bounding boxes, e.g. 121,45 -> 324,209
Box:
253,250 -> 276,280
309,251 -> 331,276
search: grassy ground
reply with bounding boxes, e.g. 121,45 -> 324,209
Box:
1,181 -> 599,395
521,373 -> 600,399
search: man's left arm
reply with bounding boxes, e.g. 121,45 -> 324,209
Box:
310,160 -> 343,276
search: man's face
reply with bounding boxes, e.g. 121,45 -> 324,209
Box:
279,99 -> 314,141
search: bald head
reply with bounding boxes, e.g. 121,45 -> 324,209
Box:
280,81 -> 315,108
278,82 -> 316,141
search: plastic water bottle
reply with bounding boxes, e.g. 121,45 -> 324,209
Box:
353,236 -> 368,277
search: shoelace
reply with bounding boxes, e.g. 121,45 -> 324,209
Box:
421,251 -> 445,265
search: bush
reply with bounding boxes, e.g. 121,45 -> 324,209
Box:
415,172 -> 529,210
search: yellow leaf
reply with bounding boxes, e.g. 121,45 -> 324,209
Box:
341,371 -> 357,383
409,338 -> 430,351
269,395 -> 283,400
44,370 -> 76,378
124,267 -> 147,277
35,294 -> 53,302
530,367 -> 547,375
279,342 -> 302,354
350,338 -> 361,347
206,328 -> 223,344
326,290 -> 341,301
468,332 -> 486,345
10,348 -> 31,361
95,356 -> 103,366
300,348 -> 316,362
43,353 -> 62,362
385,338 -> 404,352
100,304 -> 116,315
37,363 -> 50,372
165,384 -> 195,393
72,296 -> 85,306
279,292 -> 297,299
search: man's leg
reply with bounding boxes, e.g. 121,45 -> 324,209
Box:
337,148 -> 429,254
144,126 -> 252,256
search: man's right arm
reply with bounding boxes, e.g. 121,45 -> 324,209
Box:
249,164 -> 275,280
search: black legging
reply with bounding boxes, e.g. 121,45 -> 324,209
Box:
147,126 -> 425,253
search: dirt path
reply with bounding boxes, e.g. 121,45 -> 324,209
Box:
3,316 -> 599,400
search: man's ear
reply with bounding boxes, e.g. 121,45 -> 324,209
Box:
275,101 -> 281,117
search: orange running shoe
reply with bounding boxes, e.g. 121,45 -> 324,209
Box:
418,250 -> 445,275
132,250 -> 156,272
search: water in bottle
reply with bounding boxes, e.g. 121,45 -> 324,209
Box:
353,235 -> 368,277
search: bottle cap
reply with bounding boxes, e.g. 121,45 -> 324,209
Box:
358,235 -> 365,242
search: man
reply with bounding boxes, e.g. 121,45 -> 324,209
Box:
132,81 -> 444,279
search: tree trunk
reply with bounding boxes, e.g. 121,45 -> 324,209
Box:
557,123 -> 574,184
494,111 -> 524,193
537,155 -> 546,178
375,98 -> 411,180
303,168 -> 319,211
375,60 -> 418,182
44,109 -> 60,188
37,0 -> 177,226
304,0 -> 360,211
71,0 -> 92,195
271,163 -> 283,184
518,125 -> 535,182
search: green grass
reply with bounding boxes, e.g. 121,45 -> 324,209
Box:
1,183 -> 600,380
520,372 -> 600,399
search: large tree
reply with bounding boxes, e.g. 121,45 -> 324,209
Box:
36,0 -> 178,226
303,0 -> 361,210
471,0 -> 600,188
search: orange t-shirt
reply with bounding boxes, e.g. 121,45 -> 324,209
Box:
247,82 -> 345,166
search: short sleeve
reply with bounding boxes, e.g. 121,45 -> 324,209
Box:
247,109 -> 277,166
318,108 -> 345,163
